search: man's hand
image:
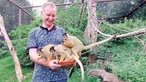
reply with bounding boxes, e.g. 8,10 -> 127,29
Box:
48,60 -> 61,70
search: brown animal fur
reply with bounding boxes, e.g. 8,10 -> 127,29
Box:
62,33 -> 115,82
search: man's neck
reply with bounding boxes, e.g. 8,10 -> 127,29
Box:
42,24 -> 53,30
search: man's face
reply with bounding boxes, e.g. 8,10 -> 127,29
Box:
41,6 -> 56,28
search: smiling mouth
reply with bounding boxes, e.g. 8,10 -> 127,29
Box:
47,19 -> 53,22
46,20 -> 51,23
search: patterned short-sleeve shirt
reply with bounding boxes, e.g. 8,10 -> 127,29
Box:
27,25 -> 67,82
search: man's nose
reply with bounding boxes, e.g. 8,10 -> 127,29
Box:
49,16 -> 53,20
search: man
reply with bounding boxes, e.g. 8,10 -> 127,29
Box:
27,2 -> 67,82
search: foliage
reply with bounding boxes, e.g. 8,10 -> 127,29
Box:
0,17 -> 42,66
68,68 -> 101,82
99,18 -> 146,35
56,3 -> 87,32
92,18 -> 146,82
105,39 -> 146,82
56,3 -> 87,43
0,41 -> 9,59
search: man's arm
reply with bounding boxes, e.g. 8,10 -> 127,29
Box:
29,48 -> 61,70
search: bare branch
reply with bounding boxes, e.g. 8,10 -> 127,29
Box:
0,14 -> 23,82
115,28 -> 146,38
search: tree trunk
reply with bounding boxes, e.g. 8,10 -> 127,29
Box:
84,0 -> 98,44
88,54 -> 96,64
0,15 -> 23,82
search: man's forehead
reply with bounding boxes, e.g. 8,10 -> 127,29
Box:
43,6 -> 56,11
43,10 -> 56,15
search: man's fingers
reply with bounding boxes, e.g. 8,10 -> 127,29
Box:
48,60 -> 61,70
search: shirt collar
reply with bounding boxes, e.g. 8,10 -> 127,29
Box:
40,24 -> 56,32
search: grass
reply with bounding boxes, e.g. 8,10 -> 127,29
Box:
0,56 -> 17,82
68,68 -> 101,82
0,56 -> 33,82
0,56 -> 99,82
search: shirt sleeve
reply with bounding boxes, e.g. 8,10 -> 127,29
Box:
26,29 -> 38,49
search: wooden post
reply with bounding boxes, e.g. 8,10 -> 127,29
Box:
18,9 -> 22,39
0,15 -> 23,82
19,9 -> 22,26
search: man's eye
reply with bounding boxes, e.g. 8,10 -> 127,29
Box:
47,14 -> 50,16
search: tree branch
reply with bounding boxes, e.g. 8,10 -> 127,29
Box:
115,28 -> 146,38
0,14 -> 23,82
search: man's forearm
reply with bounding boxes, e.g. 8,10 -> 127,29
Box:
29,48 -> 61,70
29,49 -> 48,67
